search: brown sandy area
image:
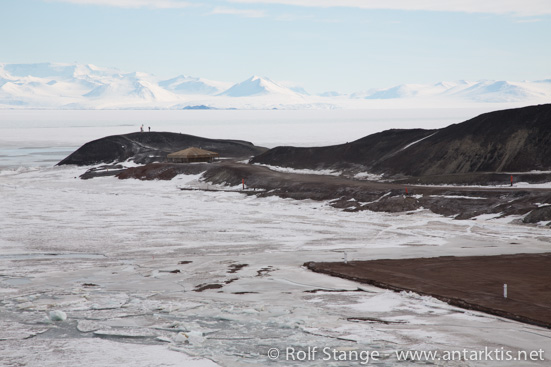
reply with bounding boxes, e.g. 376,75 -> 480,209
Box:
305,253 -> 551,328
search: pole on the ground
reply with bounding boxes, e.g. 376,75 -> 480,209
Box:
504,283 -> 508,299
405,187 -> 408,195
510,175 -> 513,187
242,178 -> 245,190
343,252 -> 348,264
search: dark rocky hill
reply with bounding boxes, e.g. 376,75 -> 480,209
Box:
251,104 -> 551,178
57,132 -> 267,166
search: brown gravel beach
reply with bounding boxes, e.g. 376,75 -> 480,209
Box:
306,253 -> 551,328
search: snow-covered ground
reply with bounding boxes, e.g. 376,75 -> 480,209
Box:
253,163 -> 343,177
1,111 -> 550,366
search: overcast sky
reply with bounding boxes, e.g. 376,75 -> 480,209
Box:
2,0 -> 550,93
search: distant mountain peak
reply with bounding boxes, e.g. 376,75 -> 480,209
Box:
219,75 -> 302,97
159,75 -> 231,95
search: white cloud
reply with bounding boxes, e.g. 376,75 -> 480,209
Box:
46,0 -> 193,8
275,13 -> 314,22
211,6 -> 266,18
228,0 -> 551,17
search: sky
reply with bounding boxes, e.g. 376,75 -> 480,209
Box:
2,0 -> 550,93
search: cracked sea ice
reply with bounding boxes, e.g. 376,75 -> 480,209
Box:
1,165 -> 551,366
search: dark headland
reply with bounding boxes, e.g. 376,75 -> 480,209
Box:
58,104 -> 551,222
251,103 -> 551,178
57,131 -> 268,166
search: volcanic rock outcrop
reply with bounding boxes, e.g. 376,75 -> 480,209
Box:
251,104 -> 551,178
57,132 -> 267,166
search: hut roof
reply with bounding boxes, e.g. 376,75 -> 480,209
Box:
167,147 -> 219,159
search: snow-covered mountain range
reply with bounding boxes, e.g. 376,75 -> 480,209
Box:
353,80 -> 551,103
0,62 -> 549,109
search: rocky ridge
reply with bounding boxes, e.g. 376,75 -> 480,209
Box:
251,104 -> 551,179
57,132 -> 267,166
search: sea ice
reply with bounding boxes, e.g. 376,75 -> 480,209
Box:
1,128 -> 551,365
48,310 -> 67,322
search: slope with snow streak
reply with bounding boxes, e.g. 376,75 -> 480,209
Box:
398,132 -> 438,152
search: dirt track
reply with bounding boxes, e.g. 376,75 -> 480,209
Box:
306,253 -> 551,329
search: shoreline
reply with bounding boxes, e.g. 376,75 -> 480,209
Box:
305,253 -> 551,329
109,161 -> 551,223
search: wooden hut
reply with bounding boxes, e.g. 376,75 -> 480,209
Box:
167,147 -> 219,163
